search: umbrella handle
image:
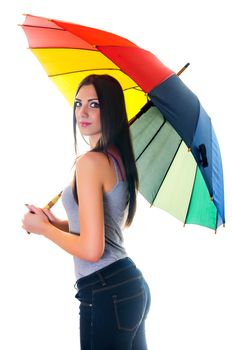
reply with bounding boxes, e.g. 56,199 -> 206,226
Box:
27,191 -> 63,234
43,191 -> 63,210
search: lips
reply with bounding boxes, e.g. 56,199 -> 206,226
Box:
79,121 -> 92,127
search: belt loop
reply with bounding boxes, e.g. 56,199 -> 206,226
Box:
97,272 -> 107,286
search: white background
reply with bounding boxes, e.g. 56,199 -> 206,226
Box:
1,1 -> 231,349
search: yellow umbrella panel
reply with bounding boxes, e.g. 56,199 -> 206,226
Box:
31,48 -> 148,120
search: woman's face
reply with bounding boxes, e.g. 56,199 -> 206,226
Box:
75,84 -> 101,146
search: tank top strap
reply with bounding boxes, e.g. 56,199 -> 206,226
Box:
106,151 -> 125,181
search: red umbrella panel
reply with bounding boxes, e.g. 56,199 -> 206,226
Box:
21,14 -> 173,119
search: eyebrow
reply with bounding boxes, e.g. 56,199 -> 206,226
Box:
75,98 -> 99,102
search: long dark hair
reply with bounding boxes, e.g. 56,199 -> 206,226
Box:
73,74 -> 139,227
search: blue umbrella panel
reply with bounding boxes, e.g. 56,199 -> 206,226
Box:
130,74 -> 225,230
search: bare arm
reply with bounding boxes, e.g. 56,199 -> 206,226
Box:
43,209 -> 69,232
53,220 -> 69,232
22,152 -> 105,262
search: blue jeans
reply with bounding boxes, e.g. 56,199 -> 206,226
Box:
75,257 -> 151,350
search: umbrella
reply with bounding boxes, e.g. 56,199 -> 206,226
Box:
21,14 -> 225,231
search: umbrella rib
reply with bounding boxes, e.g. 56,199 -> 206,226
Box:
48,68 -> 142,92
48,67 -> 122,78
183,164 -> 218,231
150,139 -> 183,207
129,101 -> 153,125
30,47 -> 101,52
22,24 -> 64,31
48,69 -> 144,94
183,164 -> 198,225
135,119 -> 167,162
124,86 -> 143,92
215,211 -> 218,232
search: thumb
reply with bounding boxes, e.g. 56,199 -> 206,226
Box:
43,208 -> 54,221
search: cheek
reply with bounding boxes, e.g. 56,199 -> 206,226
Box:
96,112 -> 101,127
75,109 -> 79,122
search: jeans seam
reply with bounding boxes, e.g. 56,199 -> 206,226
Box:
113,290 -> 145,331
76,263 -> 135,291
114,289 -> 144,303
92,276 -> 143,294
91,292 -> 94,350
81,302 -> 93,307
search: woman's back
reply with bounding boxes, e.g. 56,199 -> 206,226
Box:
62,151 -> 129,280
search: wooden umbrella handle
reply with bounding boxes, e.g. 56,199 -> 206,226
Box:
43,191 -> 63,210
27,191 -> 63,234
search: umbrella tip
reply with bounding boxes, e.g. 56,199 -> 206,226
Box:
177,63 -> 190,76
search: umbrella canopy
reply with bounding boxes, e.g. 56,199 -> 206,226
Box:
21,14 -> 225,231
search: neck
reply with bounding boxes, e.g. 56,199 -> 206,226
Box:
89,133 -> 102,149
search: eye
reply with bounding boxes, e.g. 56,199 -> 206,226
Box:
90,101 -> 100,108
74,100 -> 81,108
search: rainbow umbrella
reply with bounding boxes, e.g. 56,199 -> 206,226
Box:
21,14 -> 225,231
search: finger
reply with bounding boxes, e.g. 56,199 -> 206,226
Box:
22,218 -> 31,234
42,208 -> 53,220
26,204 -> 41,215
25,204 -> 35,213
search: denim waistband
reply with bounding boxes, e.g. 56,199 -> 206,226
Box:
75,257 -> 136,291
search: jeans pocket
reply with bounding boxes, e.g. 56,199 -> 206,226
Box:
112,289 -> 145,331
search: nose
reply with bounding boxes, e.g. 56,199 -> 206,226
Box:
76,103 -> 89,120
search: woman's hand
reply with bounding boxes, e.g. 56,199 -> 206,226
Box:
22,204 -> 50,235
42,208 -> 60,225
42,209 -> 69,232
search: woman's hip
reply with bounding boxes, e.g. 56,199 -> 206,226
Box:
75,257 -> 151,349
74,257 -> 151,319
75,257 -> 145,293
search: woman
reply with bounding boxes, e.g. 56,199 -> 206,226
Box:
22,74 -> 151,349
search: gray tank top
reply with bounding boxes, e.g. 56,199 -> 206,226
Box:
61,152 -> 129,280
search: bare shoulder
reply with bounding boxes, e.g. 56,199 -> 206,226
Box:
76,151 -> 107,179
76,151 -> 106,167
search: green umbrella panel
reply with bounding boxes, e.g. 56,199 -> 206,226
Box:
130,106 -> 217,229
